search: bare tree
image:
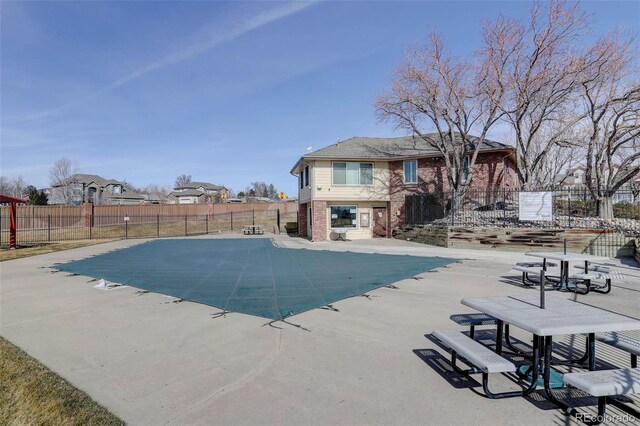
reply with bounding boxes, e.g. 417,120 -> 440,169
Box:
529,122 -> 583,187
174,174 -> 192,188
0,176 -> 28,198
0,176 -> 11,195
49,158 -> 80,204
578,33 -> 640,219
486,1 -> 589,189
376,31 -> 506,207
247,181 -> 269,198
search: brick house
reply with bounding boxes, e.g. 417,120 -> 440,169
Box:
290,134 -> 517,241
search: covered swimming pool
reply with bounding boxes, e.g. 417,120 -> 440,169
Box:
55,238 -> 456,320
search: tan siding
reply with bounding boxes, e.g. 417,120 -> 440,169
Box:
325,201 -> 388,240
313,160 -> 390,201
299,186 -> 312,203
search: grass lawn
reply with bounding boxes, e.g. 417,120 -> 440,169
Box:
0,240 -> 118,262
0,213 -> 297,260
0,336 -> 124,425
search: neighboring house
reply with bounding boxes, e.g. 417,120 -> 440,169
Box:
290,134 -> 517,241
554,166 -> 587,190
168,181 -> 228,204
554,166 -> 640,205
49,174 -> 144,205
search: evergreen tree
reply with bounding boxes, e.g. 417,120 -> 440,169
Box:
28,187 -> 49,205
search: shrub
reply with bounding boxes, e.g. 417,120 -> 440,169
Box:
613,202 -> 640,219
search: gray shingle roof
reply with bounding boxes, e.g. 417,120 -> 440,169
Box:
305,134 -> 510,160
170,189 -> 205,197
107,191 -> 144,200
56,174 -> 122,187
174,181 -> 225,191
290,133 -> 513,174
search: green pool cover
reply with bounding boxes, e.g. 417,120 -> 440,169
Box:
55,239 -> 456,320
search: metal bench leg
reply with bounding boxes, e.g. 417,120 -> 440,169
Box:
607,394 -> 640,419
469,325 -> 475,339
483,335 -> 542,399
566,396 -> 607,425
632,354 -> 637,368
450,351 -> 538,400
591,279 -> 612,294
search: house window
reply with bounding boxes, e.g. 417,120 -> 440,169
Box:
332,163 -> 373,185
331,205 -> 357,228
300,172 -> 304,189
403,160 -> 417,184
462,156 -> 470,181
304,165 -> 310,188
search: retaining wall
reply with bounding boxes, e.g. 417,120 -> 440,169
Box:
394,225 -> 636,258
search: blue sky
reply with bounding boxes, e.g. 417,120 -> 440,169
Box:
1,1 -> 638,195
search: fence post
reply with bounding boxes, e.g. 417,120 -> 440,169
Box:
125,220 -> 128,239
48,215 -> 51,242
277,209 -> 281,232
157,215 -> 160,238
206,214 -> 209,234
185,215 -> 188,236
450,189 -> 455,226
502,188 -> 506,225
89,216 -> 92,240
568,195 -> 572,229
252,209 -> 255,226
231,212 -> 233,230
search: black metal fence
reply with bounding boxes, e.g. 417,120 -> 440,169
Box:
405,187 -> 640,234
0,209 -> 297,248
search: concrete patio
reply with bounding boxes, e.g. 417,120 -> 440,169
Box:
1,235 -> 639,425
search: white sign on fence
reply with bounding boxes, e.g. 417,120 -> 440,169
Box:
519,192 -> 553,221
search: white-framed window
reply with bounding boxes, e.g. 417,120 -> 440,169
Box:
403,160 -> 417,184
330,205 -> 357,228
332,162 -> 373,185
462,156 -> 471,181
300,165 -> 311,189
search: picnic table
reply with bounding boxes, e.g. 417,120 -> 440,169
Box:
243,225 -> 264,235
331,227 -> 348,241
461,294 -> 640,412
525,252 -> 610,291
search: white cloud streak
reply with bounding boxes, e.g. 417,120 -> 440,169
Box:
13,1 -> 317,123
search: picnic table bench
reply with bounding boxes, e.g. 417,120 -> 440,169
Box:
564,368 -> 640,424
432,330 -> 523,399
449,313 -> 497,339
596,331 -> 640,368
512,261 -> 558,286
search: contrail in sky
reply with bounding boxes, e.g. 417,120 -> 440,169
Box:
15,1 -> 317,123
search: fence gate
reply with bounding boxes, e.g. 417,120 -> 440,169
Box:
584,230 -> 636,258
405,194 -> 445,225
